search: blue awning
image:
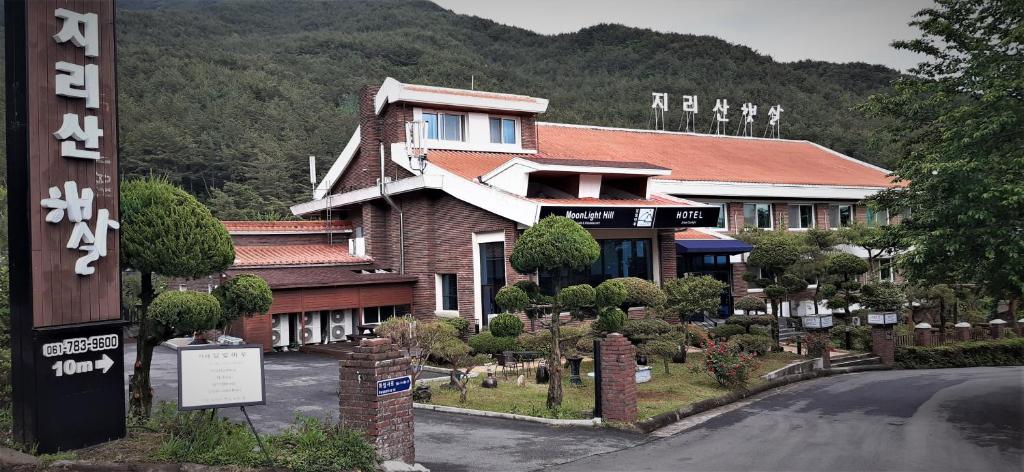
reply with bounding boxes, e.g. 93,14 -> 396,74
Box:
676,239 -> 753,255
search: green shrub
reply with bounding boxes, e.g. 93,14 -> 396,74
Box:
148,291 -> 222,335
592,307 -> 627,334
595,279 -> 628,309
495,286 -> 530,313
268,416 -> 377,472
734,296 -> 767,314
693,338 -> 757,389
729,334 -> 773,356
513,280 -> 541,300
151,403 -> 263,466
709,324 -> 746,340
517,325 -> 591,356
683,324 -> 709,347
621,318 -> 674,345
489,313 -> 524,338
609,277 -> 667,308
829,325 -> 873,351
468,331 -> 520,355
749,324 -> 771,337
557,284 -> 596,317
725,315 -> 772,332
441,317 -> 470,337
214,274 -> 272,325
895,338 -> 1024,369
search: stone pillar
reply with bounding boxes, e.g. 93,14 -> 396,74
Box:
989,319 -> 1007,339
870,326 -> 895,367
954,322 -> 972,342
339,338 -> 414,464
599,334 -> 637,424
914,323 -> 932,346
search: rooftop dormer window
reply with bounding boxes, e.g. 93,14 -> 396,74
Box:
422,111 -> 464,141
489,117 -> 517,144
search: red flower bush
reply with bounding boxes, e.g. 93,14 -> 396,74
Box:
692,337 -> 759,389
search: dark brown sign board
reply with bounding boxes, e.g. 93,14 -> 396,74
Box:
5,0 -> 126,452
538,205 -> 720,229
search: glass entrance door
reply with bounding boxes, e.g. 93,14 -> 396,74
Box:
479,242 -> 506,326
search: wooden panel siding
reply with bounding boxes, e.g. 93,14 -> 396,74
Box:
266,283 -> 413,315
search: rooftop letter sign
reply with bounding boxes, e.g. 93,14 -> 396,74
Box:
5,0 -> 124,452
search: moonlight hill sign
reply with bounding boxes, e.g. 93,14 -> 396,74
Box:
5,0 -> 125,452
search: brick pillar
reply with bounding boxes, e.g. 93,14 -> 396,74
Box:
914,323 -> 932,346
870,326 -> 894,367
339,338 -> 414,464
657,230 -> 678,283
989,319 -> 1007,339
954,322 -> 972,342
599,334 -> 637,424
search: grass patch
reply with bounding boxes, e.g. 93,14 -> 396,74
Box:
423,352 -> 804,421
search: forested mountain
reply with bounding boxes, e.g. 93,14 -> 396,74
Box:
2,0 -> 904,219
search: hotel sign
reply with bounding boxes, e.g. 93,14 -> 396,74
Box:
539,205 -> 719,229
5,0 -> 124,452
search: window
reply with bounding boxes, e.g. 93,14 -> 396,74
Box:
829,204 -> 853,228
489,117 -> 517,144
362,305 -> 410,325
422,112 -> 464,141
879,259 -> 894,282
711,203 -> 728,230
539,239 -> 653,294
788,204 -> 814,229
743,203 -> 772,229
439,274 -> 459,311
866,207 -> 889,227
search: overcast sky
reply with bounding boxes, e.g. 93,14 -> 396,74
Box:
430,0 -> 933,72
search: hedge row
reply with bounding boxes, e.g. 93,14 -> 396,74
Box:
895,338 -> 1024,369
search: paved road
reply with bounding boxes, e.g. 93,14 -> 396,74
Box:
546,367 -> 1024,472
125,343 -> 643,471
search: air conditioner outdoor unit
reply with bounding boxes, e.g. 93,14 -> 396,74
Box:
300,312 -> 322,345
328,310 -> 351,342
271,314 -> 291,348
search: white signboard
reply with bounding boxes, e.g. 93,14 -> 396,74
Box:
177,345 -> 266,410
803,315 -> 833,329
868,313 -> 900,325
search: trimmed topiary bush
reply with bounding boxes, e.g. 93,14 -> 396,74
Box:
148,291 -> 222,336
725,315 -> 773,332
495,285 -> 530,314
556,284 -> 596,317
214,274 -> 273,326
595,279 -> 628,309
735,296 -> 767,314
593,307 -> 627,335
709,323 -> 746,340
609,277 -> 667,309
489,313 -> 524,338
468,331 -> 521,356
895,338 -> 1024,369
621,318 -> 674,344
729,334 -> 773,356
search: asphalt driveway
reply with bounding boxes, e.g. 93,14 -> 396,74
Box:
124,343 -> 643,471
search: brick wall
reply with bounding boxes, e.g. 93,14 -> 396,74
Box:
521,115 -> 538,150
228,314 -> 272,352
599,333 -> 637,423
371,191 -> 528,326
332,86 -> 414,193
870,326 -> 895,367
657,230 -> 677,282
339,338 -> 414,463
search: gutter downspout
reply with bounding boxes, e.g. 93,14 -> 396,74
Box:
379,143 -> 405,274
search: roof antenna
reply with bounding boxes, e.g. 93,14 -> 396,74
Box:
471,75 -> 475,90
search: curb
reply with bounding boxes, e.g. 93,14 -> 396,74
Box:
635,363 -> 891,433
413,403 -> 601,427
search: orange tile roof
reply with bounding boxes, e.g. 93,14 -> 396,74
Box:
222,220 -> 352,233
674,229 -> 722,240
536,124 -> 899,188
233,244 -> 370,267
427,150 -> 515,180
531,195 -> 698,207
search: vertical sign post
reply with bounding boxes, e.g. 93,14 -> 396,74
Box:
5,0 -> 125,452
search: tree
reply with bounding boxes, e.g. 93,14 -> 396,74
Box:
837,223 -> 904,279
861,281 -> 905,312
734,296 -> 767,315
824,252 -> 870,317
862,0 -> 1024,319
739,229 -> 806,346
214,274 -> 273,329
433,338 -> 489,403
509,216 -> 600,410
790,228 -> 841,314
377,317 -> 459,383
663,276 -> 727,363
121,177 -> 235,417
